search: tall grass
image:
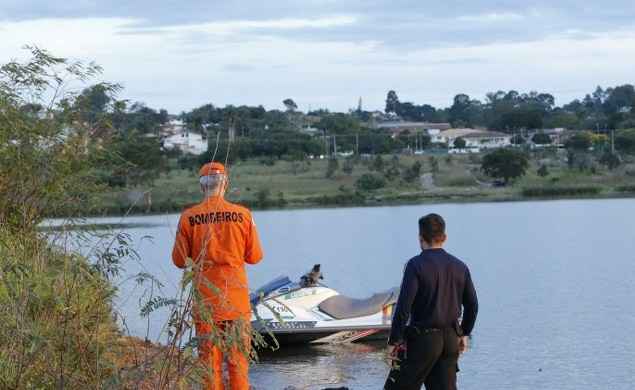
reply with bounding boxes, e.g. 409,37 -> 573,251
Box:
0,228 -> 118,388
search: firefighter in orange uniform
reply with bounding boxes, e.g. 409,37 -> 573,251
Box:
172,162 -> 263,390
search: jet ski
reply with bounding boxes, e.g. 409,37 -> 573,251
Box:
251,264 -> 398,346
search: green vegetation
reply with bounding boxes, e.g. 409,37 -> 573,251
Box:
537,164 -> 549,177
386,86 -> 635,131
453,137 -> 467,149
0,46 -> 124,388
616,129 -> 635,154
615,185 -> 635,193
0,47 -> 274,389
356,173 -> 387,191
565,131 -> 593,151
532,132 -> 552,145
0,227 -> 119,389
481,149 -> 529,184
93,145 -> 635,214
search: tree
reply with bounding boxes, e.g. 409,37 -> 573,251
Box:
565,132 -> 593,151
603,84 -> 635,115
76,84 -> 113,126
511,134 -> 525,145
453,137 -> 467,149
385,90 -> 400,114
599,151 -> 621,170
449,94 -> 473,126
385,157 -> 400,181
429,156 -> 440,174
481,149 -> 529,184
371,155 -> 385,172
103,130 -> 164,186
532,133 -> 552,145
419,134 -> 432,149
158,108 -> 169,124
0,46 -> 120,230
537,164 -> 549,177
355,173 -> 386,191
403,160 -> 422,182
342,158 -> 354,175
282,98 -> 297,112
615,129 -> 635,154
325,157 -> 339,178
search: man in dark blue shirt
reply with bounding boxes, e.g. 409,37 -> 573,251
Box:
384,213 -> 478,390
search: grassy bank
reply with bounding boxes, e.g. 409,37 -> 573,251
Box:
94,151 -> 635,216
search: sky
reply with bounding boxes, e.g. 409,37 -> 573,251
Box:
1,1 -> 634,114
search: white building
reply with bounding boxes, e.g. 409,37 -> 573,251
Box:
160,119 -> 185,135
434,128 -> 512,152
374,121 -> 451,138
162,132 -> 207,155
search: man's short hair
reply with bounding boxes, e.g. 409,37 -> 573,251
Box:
419,213 -> 446,243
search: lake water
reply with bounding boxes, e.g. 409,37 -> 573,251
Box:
60,198 -> 635,389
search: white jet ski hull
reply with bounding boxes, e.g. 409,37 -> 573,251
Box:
251,266 -> 397,346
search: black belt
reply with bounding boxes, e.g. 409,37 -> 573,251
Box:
406,325 -> 442,335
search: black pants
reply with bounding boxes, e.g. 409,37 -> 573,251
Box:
384,327 -> 459,390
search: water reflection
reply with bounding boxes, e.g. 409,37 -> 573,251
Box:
252,342 -> 388,389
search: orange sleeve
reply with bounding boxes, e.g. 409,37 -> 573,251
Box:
172,214 -> 191,269
244,213 -> 263,265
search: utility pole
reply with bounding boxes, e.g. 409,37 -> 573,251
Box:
611,129 -> 615,154
356,133 -> 359,155
333,135 -> 338,156
323,130 -> 328,157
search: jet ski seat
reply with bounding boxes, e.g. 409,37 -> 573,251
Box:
318,288 -> 398,320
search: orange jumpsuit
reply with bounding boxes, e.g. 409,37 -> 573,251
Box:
172,194 -> 263,390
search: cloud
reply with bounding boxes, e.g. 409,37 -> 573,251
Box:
1,3 -> 635,113
221,64 -> 256,73
120,15 -> 358,36
455,12 -> 526,23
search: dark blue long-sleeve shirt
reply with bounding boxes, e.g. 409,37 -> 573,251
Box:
388,248 -> 478,345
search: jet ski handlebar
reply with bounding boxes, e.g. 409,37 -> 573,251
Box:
300,264 -> 323,287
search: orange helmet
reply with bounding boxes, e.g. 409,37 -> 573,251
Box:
199,162 -> 226,177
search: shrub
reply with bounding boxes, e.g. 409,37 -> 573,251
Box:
565,132 -> 593,151
532,133 -> 552,145
429,156 -> 440,174
325,158 -> 339,178
599,151 -> 621,170
385,165 -> 400,181
453,137 -> 467,149
615,185 -> 635,193
371,155 -> 385,172
312,186 -> 366,205
615,129 -> 635,154
355,173 -> 386,191
402,161 -> 422,183
255,188 -> 272,208
259,156 -> 277,166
